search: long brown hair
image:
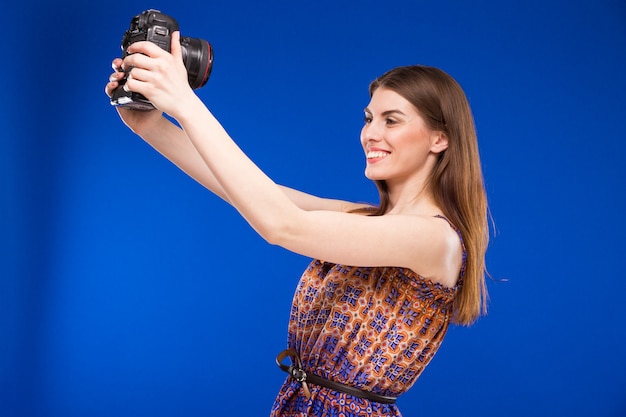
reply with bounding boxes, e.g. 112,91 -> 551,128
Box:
366,65 -> 489,326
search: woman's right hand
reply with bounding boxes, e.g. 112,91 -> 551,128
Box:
105,57 -> 163,135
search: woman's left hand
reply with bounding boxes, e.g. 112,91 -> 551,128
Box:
121,31 -> 195,118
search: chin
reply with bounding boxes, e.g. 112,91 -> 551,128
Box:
364,169 -> 384,181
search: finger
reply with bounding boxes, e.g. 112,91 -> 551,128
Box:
126,66 -> 150,83
105,80 -> 119,97
109,71 -> 124,83
122,52 -> 152,72
170,31 -> 183,62
123,74 -> 148,94
127,40 -> 167,58
111,58 -> 124,71
106,68 -> 125,97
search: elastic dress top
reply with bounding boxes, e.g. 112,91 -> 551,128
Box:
270,215 -> 466,417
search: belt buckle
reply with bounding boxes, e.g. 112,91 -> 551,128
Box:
290,366 -> 307,382
276,348 -> 312,399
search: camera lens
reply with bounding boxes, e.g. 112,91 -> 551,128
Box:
181,37 -> 213,89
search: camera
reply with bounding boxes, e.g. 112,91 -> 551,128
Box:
110,9 -> 214,111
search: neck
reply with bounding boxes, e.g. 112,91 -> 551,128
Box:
385,181 -> 438,215
378,155 -> 441,215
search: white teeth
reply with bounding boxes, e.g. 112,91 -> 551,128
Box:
367,151 -> 389,159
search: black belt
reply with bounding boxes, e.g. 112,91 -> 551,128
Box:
276,349 -> 397,405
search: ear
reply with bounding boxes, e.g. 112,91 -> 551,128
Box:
430,131 -> 449,154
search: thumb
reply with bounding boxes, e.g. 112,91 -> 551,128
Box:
170,31 -> 183,62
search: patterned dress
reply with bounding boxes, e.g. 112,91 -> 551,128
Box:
270,216 -> 466,416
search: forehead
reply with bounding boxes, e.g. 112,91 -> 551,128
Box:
365,88 -> 417,115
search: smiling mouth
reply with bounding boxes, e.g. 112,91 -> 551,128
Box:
367,150 -> 390,160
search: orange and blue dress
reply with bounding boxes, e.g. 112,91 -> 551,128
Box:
270,216 -> 466,416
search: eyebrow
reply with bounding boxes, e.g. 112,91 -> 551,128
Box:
363,108 -> 407,117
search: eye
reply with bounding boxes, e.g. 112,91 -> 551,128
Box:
363,115 -> 372,124
385,118 -> 398,125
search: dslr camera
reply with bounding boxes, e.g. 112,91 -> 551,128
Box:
110,9 -> 214,111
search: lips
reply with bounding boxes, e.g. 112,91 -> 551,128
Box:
366,149 -> 390,160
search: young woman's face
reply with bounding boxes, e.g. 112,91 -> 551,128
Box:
360,88 -> 444,185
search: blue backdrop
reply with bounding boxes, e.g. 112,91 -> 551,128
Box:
2,1 -> 625,416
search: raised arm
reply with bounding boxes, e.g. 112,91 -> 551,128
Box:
138,115 -> 364,212
115,33 -> 462,286
107,64 -> 359,212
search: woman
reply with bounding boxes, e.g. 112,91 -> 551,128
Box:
105,32 -> 489,416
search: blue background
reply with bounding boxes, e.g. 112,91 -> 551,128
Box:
2,0 -> 625,416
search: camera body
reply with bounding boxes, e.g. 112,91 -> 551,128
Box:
110,9 -> 214,111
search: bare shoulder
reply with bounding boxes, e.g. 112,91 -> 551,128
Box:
407,215 -> 464,288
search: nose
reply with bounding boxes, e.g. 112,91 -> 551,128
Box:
361,120 -> 383,145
